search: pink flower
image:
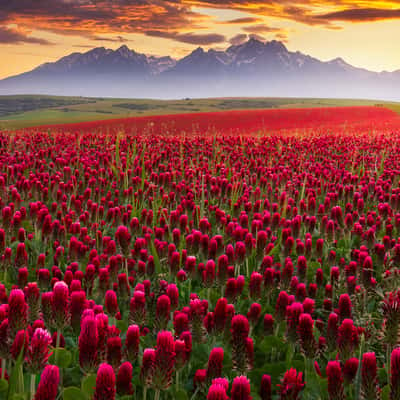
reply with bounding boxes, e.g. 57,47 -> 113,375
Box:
52,281 -> 70,330
207,382 -> 229,400
231,376 -> 252,400
26,328 -> 52,373
125,324 -> 140,362
140,348 -> 156,387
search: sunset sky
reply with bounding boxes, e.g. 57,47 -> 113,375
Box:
1,0 -> 399,79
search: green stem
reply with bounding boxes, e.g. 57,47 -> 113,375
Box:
154,389 -> 161,400
55,329 -> 61,365
387,344 -> 392,387
190,387 -> 200,400
17,363 -> 24,394
0,359 -> 5,380
176,370 -> 180,390
55,329 -> 64,389
354,334 -> 365,400
143,386 -> 147,400
30,374 -> 36,400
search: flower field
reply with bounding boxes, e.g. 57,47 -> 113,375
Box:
1,106 -> 400,400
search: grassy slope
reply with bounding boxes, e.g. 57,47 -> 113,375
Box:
0,95 -> 399,130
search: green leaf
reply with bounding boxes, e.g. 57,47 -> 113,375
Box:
0,379 -> 8,393
7,346 -> 24,399
81,374 -> 96,398
10,395 -> 24,400
63,386 -> 87,400
381,385 -> 390,400
149,239 -> 162,274
116,319 -> 128,333
120,396 -> 133,400
172,389 -> 188,400
378,367 -> 388,386
49,348 -> 72,369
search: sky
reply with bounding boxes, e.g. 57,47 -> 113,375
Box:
0,0 -> 399,79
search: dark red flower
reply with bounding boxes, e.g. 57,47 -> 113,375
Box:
125,324 -> 140,362
116,361 -> 133,396
79,314 -> 99,373
34,365 -> 60,400
361,352 -> 380,400
8,289 -> 28,335
260,374 -> 272,400
94,363 -> 116,400
326,361 -> 344,400
206,347 -> 224,382
390,347 -> 400,400
152,330 -> 176,390
277,368 -> 304,400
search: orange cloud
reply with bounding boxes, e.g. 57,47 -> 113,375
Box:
315,7 -> 400,22
0,26 -> 53,44
0,0 -> 400,48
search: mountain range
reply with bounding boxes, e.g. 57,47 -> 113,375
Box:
1,39 -> 399,100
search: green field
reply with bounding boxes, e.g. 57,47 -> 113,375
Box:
0,95 -> 399,130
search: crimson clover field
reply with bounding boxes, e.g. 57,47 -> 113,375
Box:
1,106 -> 400,400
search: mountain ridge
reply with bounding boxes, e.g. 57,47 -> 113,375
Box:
1,39 -> 399,100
